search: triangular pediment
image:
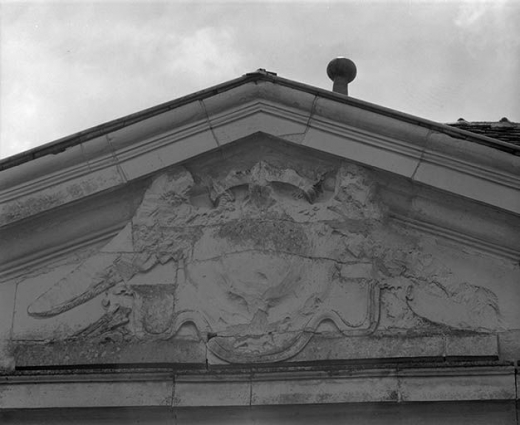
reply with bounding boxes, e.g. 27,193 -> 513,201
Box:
1,75 -> 519,230
2,136 -> 518,370
1,75 -> 519,412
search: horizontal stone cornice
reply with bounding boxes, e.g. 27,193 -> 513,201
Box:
0,363 -> 516,409
1,82 -> 520,229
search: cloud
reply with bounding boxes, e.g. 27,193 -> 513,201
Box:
1,2 -> 519,159
454,2 -> 488,28
0,3 -> 243,158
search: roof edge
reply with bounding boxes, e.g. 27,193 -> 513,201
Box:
1,72 -> 519,172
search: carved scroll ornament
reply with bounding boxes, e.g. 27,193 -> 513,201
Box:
27,160 -> 501,363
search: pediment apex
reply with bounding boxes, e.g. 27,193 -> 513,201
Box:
1,77 -> 520,230
2,137 -> 519,279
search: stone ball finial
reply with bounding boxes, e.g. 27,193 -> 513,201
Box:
327,57 -> 357,95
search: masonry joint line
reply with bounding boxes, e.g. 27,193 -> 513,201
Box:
200,100 -> 221,147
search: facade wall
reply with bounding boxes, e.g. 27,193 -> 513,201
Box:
1,80 -> 519,421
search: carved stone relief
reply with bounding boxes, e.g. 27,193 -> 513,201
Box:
24,157 -> 502,363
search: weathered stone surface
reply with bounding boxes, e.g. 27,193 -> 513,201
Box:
414,239 -> 520,332
0,379 -> 173,409
14,339 -> 206,367
517,371 -> 520,400
1,402 -> 517,424
302,122 -> 423,178
497,330 -> 520,361
13,260 -> 178,341
1,76 -> 520,420
179,402 -> 518,425
1,365 -> 514,409
0,182 -> 144,277
0,164 -> 125,227
411,149 -> 520,216
290,334 -> 445,362
398,367 -> 515,402
118,129 -> 218,181
13,262 -> 111,341
7,144 -> 513,367
17,159 -> 385,364
291,333 -> 500,362
0,407 -> 176,425
406,281 -> 500,332
251,373 -> 398,405
174,377 -> 250,406
0,282 -> 16,371
445,334 -> 498,358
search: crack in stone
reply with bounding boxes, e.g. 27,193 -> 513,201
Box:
146,217 -> 346,228
187,248 -> 373,266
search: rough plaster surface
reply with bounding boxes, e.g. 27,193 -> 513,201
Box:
3,142 -> 519,367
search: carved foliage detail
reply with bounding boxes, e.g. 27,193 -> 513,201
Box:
26,159 -> 501,362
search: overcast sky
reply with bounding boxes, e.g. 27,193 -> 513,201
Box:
1,0 -> 519,159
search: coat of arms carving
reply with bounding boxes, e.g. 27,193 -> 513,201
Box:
26,152 -> 500,363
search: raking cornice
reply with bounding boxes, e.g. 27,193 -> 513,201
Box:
1,78 -> 520,230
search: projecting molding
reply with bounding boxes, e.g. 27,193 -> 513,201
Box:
0,365 -> 515,409
1,73 -> 520,382
1,74 -> 519,229
2,135 -> 519,367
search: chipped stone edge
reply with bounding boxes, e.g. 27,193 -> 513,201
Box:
0,365 -> 515,409
2,83 -> 520,229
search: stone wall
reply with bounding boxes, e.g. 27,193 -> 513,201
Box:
1,138 -> 519,419
2,140 -> 519,367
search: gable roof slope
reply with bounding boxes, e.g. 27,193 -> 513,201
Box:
1,71 -> 519,173
0,70 -> 519,230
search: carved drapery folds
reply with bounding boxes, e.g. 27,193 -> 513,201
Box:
26,160 -> 501,363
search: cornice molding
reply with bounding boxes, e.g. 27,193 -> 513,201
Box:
1,72 -> 518,174
1,90 -> 519,275
1,94 -> 519,229
0,363 -> 515,409
390,214 -> 520,261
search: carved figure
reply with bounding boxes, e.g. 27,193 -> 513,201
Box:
27,160 -> 501,362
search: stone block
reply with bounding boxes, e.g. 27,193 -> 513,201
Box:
14,339 -> 206,367
303,128 -> 421,178
312,96 -> 431,148
398,367 -> 515,402
107,100 -> 208,153
445,334 -> 498,358
1,401 -> 517,424
412,160 -> 520,215
174,401 -> 519,425
119,128 -> 217,180
0,379 -> 173,409
0,406 -> 175,425
174,377 -> 250,407
119,150 -> 165,181
251,372 -> 398,405
290,334 -> 445,362
214,110 -> 308,146
0,282 -> 16,370
497,330 -> 520,361
0,164 -> 125,227
517,374 -> 520,400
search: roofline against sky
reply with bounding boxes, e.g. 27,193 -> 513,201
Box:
2,70 -> 519,172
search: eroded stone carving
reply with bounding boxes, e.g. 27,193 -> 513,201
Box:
406,280 -> 500,331
26,159 -> 501,363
